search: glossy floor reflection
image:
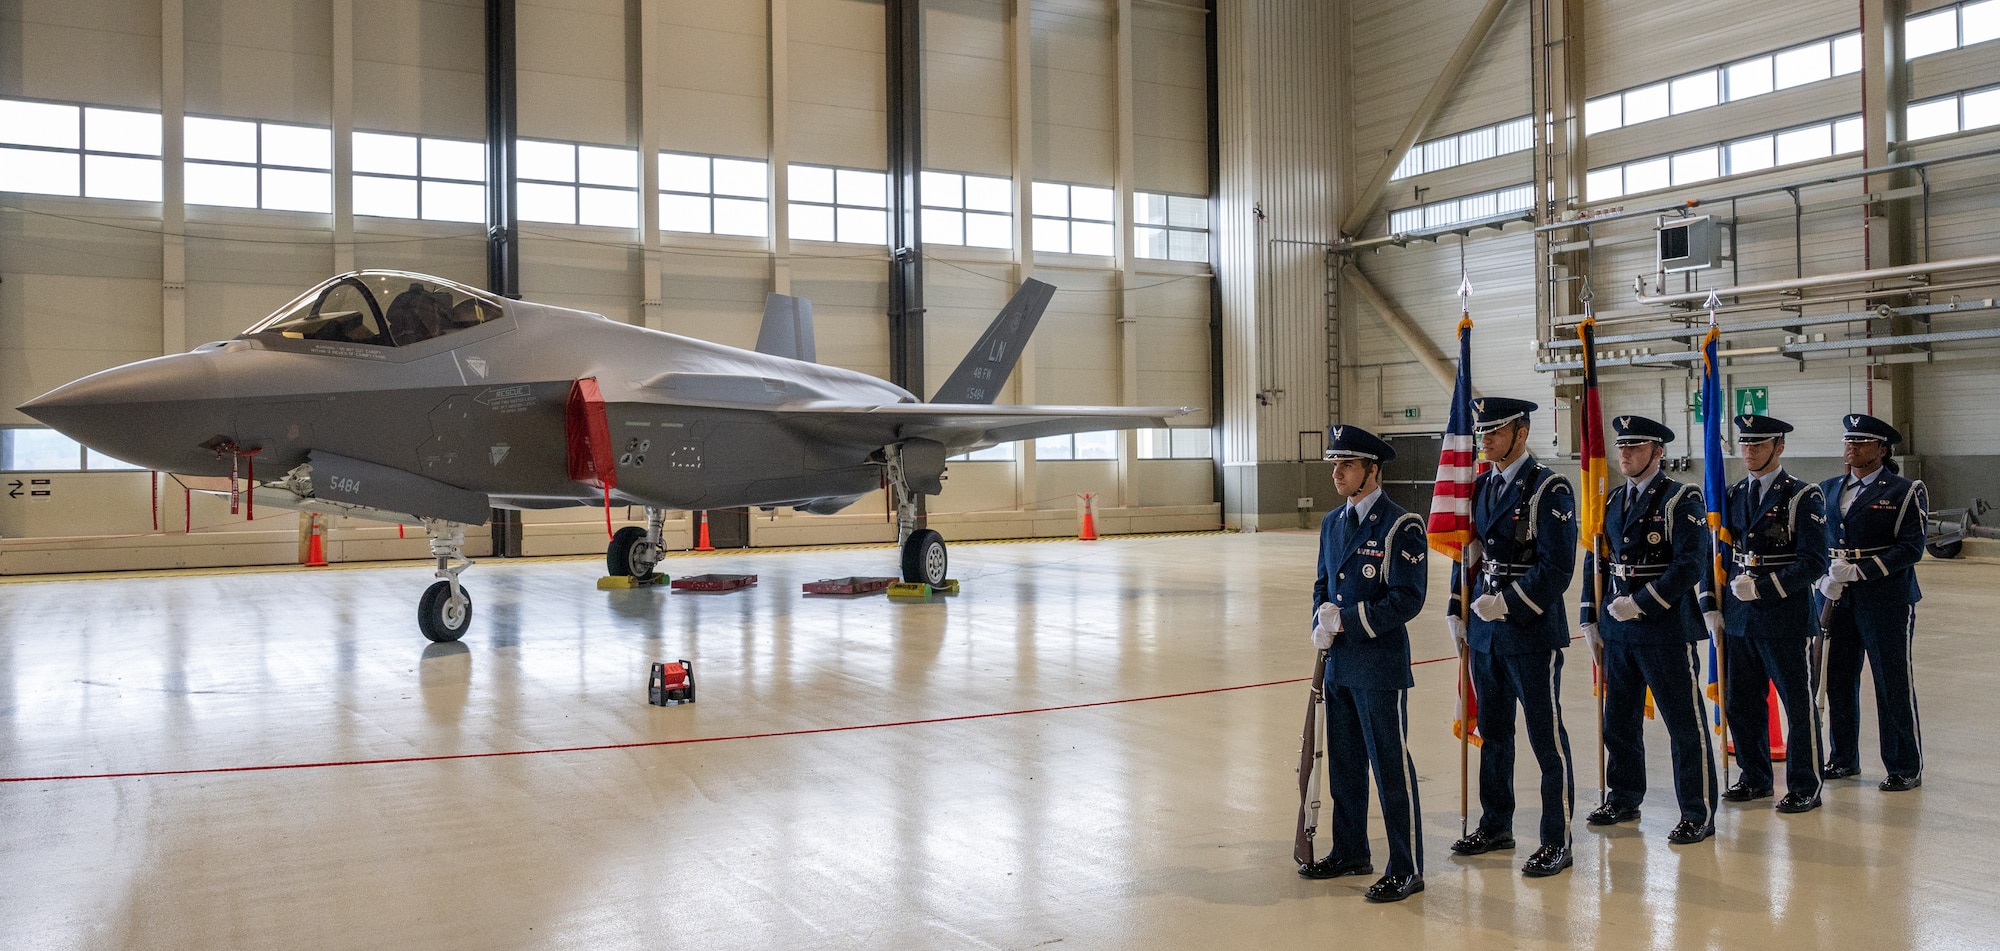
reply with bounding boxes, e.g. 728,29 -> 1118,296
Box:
1,533 -> 1994,950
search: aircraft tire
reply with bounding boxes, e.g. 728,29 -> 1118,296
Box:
1927,539 -> 1962,559
608,526 -> 659,580
418,580 -> 473,643
901,529 -> 948,587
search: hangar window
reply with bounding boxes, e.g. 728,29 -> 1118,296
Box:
513,139 -> 638,229
921,170 -> 1012,248
0,428 -> 141,471
947,443 -> 1017,462
1035,431 -> 1118,461
0,99 -> 162,202
660,152 -> 769,237
1137,428 -> 1211,460
1389,116 -> 1533,180
1032,182 -> 1115,256
1136,192 -> 1209,262
1585,114 -> 1876,202
788,164 -> 887,245
1388,183 -> 1532,235
185,116 -> 333,213
352,131 -> 486,223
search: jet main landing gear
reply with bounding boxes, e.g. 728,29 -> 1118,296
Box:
418,518 -> 475,642
884,444 -> 948,587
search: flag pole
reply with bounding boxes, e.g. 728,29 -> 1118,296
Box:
1702,292 -> 1733,790
1457,276 -> 1473,838
1579,307 -> 1608,805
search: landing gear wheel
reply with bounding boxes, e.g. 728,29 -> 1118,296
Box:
901,528 -> 948,587
608,525 -> 660,579
418,580 -> 473,643
1927,539 -> 1963,559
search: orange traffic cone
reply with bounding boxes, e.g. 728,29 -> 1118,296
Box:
695,511 -> 715,551
1078,494 -> 1099,541
304,514 -> 329,567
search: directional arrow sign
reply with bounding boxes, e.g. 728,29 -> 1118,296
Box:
7,479 -> 22,499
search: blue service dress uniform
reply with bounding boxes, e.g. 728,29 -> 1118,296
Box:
1702,469 -> 1830,801
1581,470 -> 1719,829
1818,469 -> 1927,780
1447,456 -> 1579,849
1313,493 -> 1430,879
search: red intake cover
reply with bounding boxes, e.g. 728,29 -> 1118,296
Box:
565,377 -> 617,490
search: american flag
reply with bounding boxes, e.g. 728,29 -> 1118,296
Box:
1427,314 -> 1483,559
1430,311 -> 1484,745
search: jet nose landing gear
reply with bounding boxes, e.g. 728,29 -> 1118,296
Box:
418,518 -> 475,642
883,440 -> 950,588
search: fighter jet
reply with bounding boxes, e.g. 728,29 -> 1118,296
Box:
19,270 -> 1191,641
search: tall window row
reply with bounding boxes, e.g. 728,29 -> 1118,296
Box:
1387,183 -> 1534,236
1391,116 -> 1534,181
1,99 -> 1213,261
942,428 -> 1212,463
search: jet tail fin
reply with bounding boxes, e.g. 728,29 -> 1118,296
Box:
929,278 -> 1056,404
755,293 -> 816,362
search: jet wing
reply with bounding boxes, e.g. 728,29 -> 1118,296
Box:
765,401 -> 1195,451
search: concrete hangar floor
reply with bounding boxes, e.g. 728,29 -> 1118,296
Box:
0,531 -> 1992,950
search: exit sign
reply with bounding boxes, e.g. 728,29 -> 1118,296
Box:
1735,386 -> 1768,416
1403,407 -> 1421,419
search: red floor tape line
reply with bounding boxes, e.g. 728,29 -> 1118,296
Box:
0,645 -> 1499,784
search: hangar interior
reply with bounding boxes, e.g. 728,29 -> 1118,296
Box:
4,0 -> 2000,946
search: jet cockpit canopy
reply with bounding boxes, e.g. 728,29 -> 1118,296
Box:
241,271 -> 504,348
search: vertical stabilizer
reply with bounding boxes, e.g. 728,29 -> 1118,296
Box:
755,293 -> 817,362
929,279 -> 1056,404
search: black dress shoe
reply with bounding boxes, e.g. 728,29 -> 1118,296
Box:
1722,781 -> 1773,802
1448,828 -> 1516,855
1299,856 -> 1374,879
1363,872 -> 1424,903
1820,762 -> 1861,780
1521,844 -> 1572,878
1666,820 -> 1715,844
1586,803 -> 1641,826
1879,774 -> 1922,792
1775,793 -> 1821,813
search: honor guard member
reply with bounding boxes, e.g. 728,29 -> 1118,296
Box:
1701,414 -> 1830,812
1579,415 -> 1719,845
1816,413 -> 1928,791
1445,398 -> 1580,878
1302,425 -> 1429,903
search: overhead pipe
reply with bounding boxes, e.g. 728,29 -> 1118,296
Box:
1632,253 -> 2000,306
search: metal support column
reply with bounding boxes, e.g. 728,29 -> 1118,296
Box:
485,0 -> 520,301
486,0 -> 522,554
885,0 -> 925,399
1862,0 -> 1917,448
1532,0 -> 1589,454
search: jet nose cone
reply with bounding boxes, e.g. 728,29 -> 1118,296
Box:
17,354 -> 230,473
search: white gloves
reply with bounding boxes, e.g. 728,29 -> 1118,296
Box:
1581,622 -> 1602,652
1447,615 -> 1468,651
1311,622 -> 1334,651
1815,574 -> 1844,601
1729,573 -> 1759,601
1315,602 -> 1343,633
1829,559 -> 1863,583
1607,596 -> 1642,622
1703,610 -> 1724,638
1471,592 -> 1509,622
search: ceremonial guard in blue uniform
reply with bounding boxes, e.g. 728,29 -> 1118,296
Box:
1301,425 -> 1429,903
1701,414 -> 1830,812
1445,398 -> 1579,878
1817,413 -> 1927,791
1579,415 -> 1719,845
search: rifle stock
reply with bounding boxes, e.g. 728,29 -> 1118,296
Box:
1293,649 -> 1329,866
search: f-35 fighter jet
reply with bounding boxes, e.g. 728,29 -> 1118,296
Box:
19,270 -> 1192,641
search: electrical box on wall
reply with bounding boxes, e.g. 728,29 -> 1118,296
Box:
1657,216 -> 1719,273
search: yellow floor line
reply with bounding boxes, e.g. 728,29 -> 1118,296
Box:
0,531 -> 1235,585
